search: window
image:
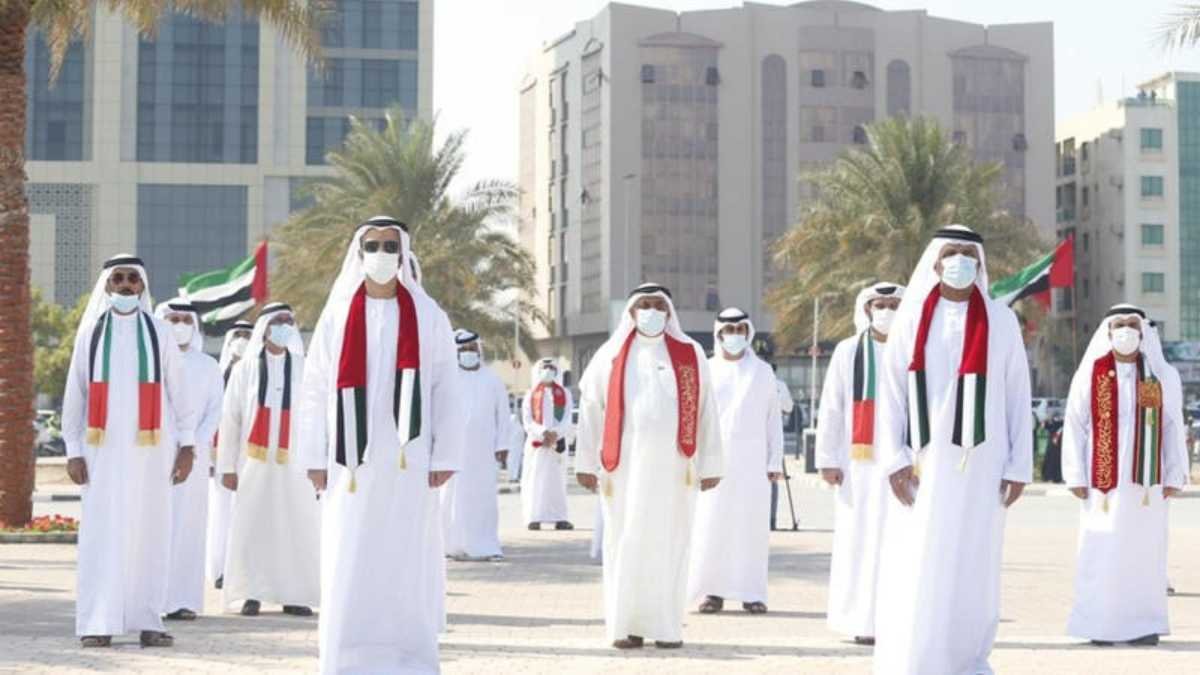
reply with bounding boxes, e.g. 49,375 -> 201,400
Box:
1080,142 -> 1089,162
1143,272 -> 1166,293
137,185 -> 248,301
852,125 -> 867,145
1083,232 -> 1090,251
1083,278 -> 1090,298
1141,175 -> 1165,198
850,70 -> 868,89
641,64 -> 655,83
1142,223 -> 1165,245
952,130 -> 967,145
1013,133 -> 1028,152
1141,128 -> 1164,151
1081,186 -> 1089,207
811,69 -> 825,88
705,66 -> 720,86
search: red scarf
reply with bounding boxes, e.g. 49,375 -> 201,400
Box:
531,382 -> 567,449
245,350 -> 292,463
600,331 -> 699,472
336,283 -> 420,475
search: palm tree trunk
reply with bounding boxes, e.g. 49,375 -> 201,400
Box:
0,2 -> 36,528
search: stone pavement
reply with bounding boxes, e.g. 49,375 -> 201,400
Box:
2,483 -> 1199,674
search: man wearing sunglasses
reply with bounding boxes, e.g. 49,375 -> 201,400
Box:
62,255 -> 198,649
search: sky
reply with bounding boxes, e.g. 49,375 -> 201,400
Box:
432,0 -> 1200,194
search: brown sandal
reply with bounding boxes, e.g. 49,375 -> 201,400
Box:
613,635 -> 644,649
698,595 -> 724,614
139,630 -> 174,648
80,635 -> 111,648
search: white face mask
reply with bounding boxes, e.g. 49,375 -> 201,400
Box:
721,333 -> 749,356
363,251 -> 401,285
870,308 -> 896,335
539,368 -> 557,383
939,254 -> 979,290
170,321 -> 194,346
1111,326 -> 1141,356
636,308 -> 668,337
268,323 -> 297,348
458,351 -> 480,369
230,337 -> 248,358
108,292 -> 140,314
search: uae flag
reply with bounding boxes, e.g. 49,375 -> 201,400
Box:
989,235 -> 1075,309
178,241 -> 269,335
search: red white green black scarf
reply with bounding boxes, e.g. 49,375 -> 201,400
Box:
245,350 -> 293,463
336,282 -> 420,485
850,330 -> 877,461
531,381 -> 567,451
908,285 -> 989,456
601,331 -> 699,486
87,310 -> 162,447
1090,352 -> 1163,499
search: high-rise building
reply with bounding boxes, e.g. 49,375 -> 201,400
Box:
1054,72 -> 1200,343
26,1 -> 433,305
517,0 -> 1054,379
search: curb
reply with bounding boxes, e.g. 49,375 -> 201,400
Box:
32,493 -> 81,503
0,532 -> 77,544
785,472 -> 1200,498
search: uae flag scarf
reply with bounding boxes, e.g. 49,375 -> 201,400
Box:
600,330 -> 700,490
245,349 -> 293,464
850,330 -> 877,461
908,284 -> 989,467
86,309 -> 162,447
1090,351 -> 1163,508
531,381 -> 568,453
336,282 -> 420,490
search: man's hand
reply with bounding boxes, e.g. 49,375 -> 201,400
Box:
495,450 -> 508,467
820,468 -> 843,487
1164,486 -> 1181,499
209,466 -> 215,478
768,471 -> 783,483
699,477 -> 721,492
172,447 -> 195,485
221,472 -> 238,492
1001,480 -> 1026,508
429,470 -> 454,488
577,472 -> 598,492
543,431 -> 559,446
67,457 -> 88,486
889,465 -> 919,506
1069,486 -> 1088,500
308,469 -> 328,493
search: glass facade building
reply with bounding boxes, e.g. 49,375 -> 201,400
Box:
1177,81 -> 1200,337
137,185 -> 249,301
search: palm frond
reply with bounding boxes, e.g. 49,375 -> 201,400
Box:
1157,4 -> 1200,50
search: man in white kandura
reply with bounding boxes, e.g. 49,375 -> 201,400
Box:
207,319 -> 253,590
576,282 -> 723,650
62,254 -> 197,648
521,358 -> 575,531
815,282 -> 904,645
873,226 -> 1032,675
156,300 -> 223,621
298,216 -> 464,674
441,329 -> 510,561
219,302 -> 319,618
688,307 -> 783,615
1063,304 -> 1188,647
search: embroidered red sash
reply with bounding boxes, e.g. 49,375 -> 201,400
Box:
531,382 -> 567,450
1090,352 -> 1164,493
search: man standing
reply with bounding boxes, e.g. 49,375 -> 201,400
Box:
208,320 -> 253,590
1062,304 -> 1188,646
575,283 -> 723,649
769,364 -> 794,531
441,329 -> 510,561
156,300 -> 224,621
688,308 -> 783,615
815,283 -> 904,644
218,303 -> 319,617
521,358 -> 575,530
873,226 -> 1032,674
62,255 -> 197,648
298,216 -> 464,673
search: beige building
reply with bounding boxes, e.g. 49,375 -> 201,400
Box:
26,1 -> 433,306
517,0 -> 1054,383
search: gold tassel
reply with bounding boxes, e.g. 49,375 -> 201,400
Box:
246,444 -> 267,462
85,427 -> 104,447
1102,493 -> 1109,513
349,471 -> 357,494
275,449 -> 290,465
603,476 -> 613,499
912,457 -> 921,480
958,449 -> 970,472
850,444 -> 873,462
685,463 -> 693,488
399,447 -> 407,470
136,429 -> 156,447
1143,487 -> 1150,507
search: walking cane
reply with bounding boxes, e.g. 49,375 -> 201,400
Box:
781,456 -> 799,531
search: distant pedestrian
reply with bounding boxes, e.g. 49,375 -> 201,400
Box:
521,358 -> 575,531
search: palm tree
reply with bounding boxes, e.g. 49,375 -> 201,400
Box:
766,116 -> 1046,351
273,107 -> 542,360
0,1 -> 323,528
1157,4 -> 1200,49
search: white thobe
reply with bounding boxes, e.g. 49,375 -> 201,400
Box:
1063,359 -> 1188,641
62,312 -> 197,637
440,366 -> 509,558
218,351 -> 320,609
520,385 -> 575,524
688,353 -> 782,605
299,295 -> 465,674
815,334 -> 891,638
206,364 -> 237,585
873,297 -> 1032,675
577,335 -> 724,643
164,347 -> 223,613
506,413 -> 525,481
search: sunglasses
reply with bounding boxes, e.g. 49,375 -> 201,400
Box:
110,271 -> 142,285
362,240 -> 401,254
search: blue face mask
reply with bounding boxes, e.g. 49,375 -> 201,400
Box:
268,323 -> 296,348
108,292 -> 140,314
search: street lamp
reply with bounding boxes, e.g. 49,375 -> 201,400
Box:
808,291 -> 839,431
620,173 -> 637,291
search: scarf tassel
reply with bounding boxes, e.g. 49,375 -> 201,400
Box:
958,449 -> 970,472
1102,493 -> 1109,513
685,462 -> 693,488
1143,487 -> 1150,507
603,475 -> 613,499
349,470 -> 357,494
399,447 -> 408,470
85,428 -> 105,447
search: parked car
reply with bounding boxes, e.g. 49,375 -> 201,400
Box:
34,409 -> 65,457
1032,398 -> 1065,426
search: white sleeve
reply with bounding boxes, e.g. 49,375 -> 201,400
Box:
695,348 -> 725,480
428,311 -> 466,472
217,362 -> 246,475
1001,318 -> 1034,484
162,324 -> 197,448
815,341 -> 850,471
765,366 -> 784,473
195,361 -> 225,451
1061,367 -> 1092,489
297,313 -> 334,472
560,388 -> 577,442
61,325 -> 91,459
777,380 -> 795,414
1163,375 -> 1190,489
493,378 -> 510,453
574,359 -> 606,476
523,391 -> 545,437
877,319 -> 914,476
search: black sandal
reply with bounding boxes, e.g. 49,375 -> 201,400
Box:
613,635 -> 644,649
698,595 -> 724,613
743,601 -> 767,614
139,631 -> 174,648
80,635 -> 111,648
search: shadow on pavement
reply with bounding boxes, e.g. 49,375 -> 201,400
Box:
448,612 -> 603,628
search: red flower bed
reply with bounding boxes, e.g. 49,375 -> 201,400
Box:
1,515 -> 79,533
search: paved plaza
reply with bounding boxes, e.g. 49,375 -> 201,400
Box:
2,480 -> 1199,674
